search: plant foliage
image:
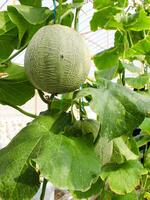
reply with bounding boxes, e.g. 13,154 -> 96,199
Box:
0,0 -> 149,199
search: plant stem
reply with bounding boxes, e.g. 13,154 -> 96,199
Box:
1,44 -> 27,64
60,9 -> 72,23
58,0 -> 62,23
40,178 -> 48,200
122,68 -> 125,86
48,93 -> 55,110
74,8 -> 80,31
2,102 -> 37,118
52,0 -> 57,24
38,90 -> 49,104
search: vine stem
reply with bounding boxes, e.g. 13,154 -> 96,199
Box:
1,44 -> 27,64
58,0 -> 62,23
74,7 -> 80,31
38,90 -> 49,104
2,102 -> 37,118
40,178 -> 48,200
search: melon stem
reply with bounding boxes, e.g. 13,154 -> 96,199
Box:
1,44 -> 28,65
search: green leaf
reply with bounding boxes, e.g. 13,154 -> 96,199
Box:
115,31 -> 129,53
61,11 -> 74,27
19,0 -> 42,7
81,119 -> 100,142
101,160 -> 143,195
126,74 -> 150,89
72,178 -> 104,199
112,191 -> 138,200
123,62 -> 141,74
95,65 -> 118,80
127,9 -> 150,31
8,5 -> 52,47
140,118 -> 150,135
76,79 -> 150,139
9,5 -> 51,25
136,135 -> 150,147
0,63 -> 35,106
0,11 -> 18,61
93,0 -> 128,10
144,192 -> 150,199
145,147 -> 150,169
113,137 -> 138,160
0,113 -> 101,199
93,47 -> 120,70
95,137 -> 113,165
126,36 -> 150,63
33,133 -> 101,191
111,142 -> 125,164
90,7 -> 123,31
0,115 -> 53,199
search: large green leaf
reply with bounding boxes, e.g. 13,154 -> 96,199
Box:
33,134 -> 101,191
93,0 -> 128,10
101,160 -> 143,194
145,147 -> 150,169
113,137 -> 138,160
111,191 -> 138,200
126,74 -> 149,89
90,7 -> 123,31
126,35 -> 150,63
0,11 -> 18,61
72,178 -> 103,199
93,47 -> 120,70
140,118 -> 150,135
0,63 -> 35,106
95,65 -> 118,80
0,113 -> 101,199
127,9 -> 150,31
19,0 -> 42,7
95,137 -> 113,165
100,190 -> 138,200
76,79 -> 150,139
8,5 -> 52,47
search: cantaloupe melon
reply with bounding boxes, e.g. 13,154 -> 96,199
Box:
24,24 -> 91,94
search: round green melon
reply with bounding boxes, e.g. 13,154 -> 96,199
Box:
24,24 -> 91,94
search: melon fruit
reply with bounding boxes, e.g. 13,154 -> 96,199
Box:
24,24 -> 91,94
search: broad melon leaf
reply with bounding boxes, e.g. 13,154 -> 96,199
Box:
95,65 -> 118,80
111,191 -> 138,200
126,35 -> 150,63
0,63 -> 35,106
7,5 -> 52,47
144,147 -> 150,170
93,0 -> 128,10
113,137 -> 138,160
8,5 -> 51,25
122,62 -> 141,74
0,113 -> 101,200
90,7 -> 123,31
95,137 -> 113,165
0,11 -> 18,61
0,115 -> 54,200
136,135 -> 150,148
72,178 -> 104,199
18,0 -> 42,7
126,74 -> 149,90
93,47 -> 120,70
61,11 -> 74,27
101,160 -> 143,195
100,190 -> 138,200
33,135 -> 101,191
126,9 -> 150,31
140,118 -> 150,135
76,79 -> 150,140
